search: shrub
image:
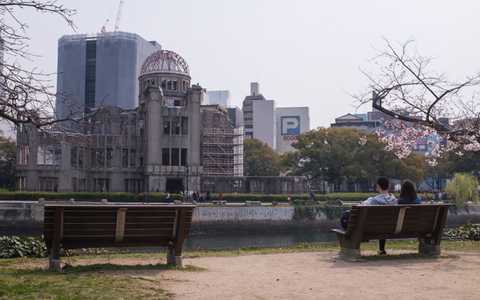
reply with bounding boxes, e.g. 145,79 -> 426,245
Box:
445,173 -> 479,207
0,236 -> 47,258
444,224 -> 480,241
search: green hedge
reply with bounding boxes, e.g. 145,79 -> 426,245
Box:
0,191 -> 434,203
221,193 -> 377,203
0,192 -> 184,202
0,191 -> 376,203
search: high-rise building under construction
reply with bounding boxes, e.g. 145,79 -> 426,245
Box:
55,31 -> 161,119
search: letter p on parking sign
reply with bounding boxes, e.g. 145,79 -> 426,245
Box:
281,116 -> 300,135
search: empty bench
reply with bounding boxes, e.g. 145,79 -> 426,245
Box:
44,203 -> 195,271
332,204 -> 450,259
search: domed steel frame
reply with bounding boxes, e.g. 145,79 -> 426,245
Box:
140,50 -> 190,77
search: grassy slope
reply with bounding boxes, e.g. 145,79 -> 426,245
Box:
0,240 -> 478,299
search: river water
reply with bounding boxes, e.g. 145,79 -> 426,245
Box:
184,227 -> 337,250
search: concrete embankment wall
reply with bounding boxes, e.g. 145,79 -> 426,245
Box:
1,201 -> 480,236
0,202 -> 43,236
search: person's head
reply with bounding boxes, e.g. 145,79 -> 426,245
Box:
400,180 -> 417,202
376,177 -> 390,193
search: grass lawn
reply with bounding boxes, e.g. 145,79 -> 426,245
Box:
0,240 -> 478,299
0,263 -> 174,300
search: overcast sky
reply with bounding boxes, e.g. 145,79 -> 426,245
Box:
13,0 -> 480,129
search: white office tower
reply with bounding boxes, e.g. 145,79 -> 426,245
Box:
276,107 -> 310,153
56,31 -> 161,120
206,90 -> 231,107
242,82 -> 276,149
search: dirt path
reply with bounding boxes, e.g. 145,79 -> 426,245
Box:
155,251 -> 480,300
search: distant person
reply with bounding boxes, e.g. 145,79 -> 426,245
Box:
341,177 -> 397,255
192,192 -> 199,203
309,191 -> 316,201
165,193 -> 173,203
398,180 -> 422,204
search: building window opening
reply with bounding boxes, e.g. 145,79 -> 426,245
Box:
130,149 -> 136,168
122,148 -> 128,168
78,148 -> 84,169
37,145 -> 61,166
106,148 -> 113,168
163,119 -> 171,135
167,80 -> 172,90
171,148 -> 179,166
18,145 -> 29,165
94,178 -> 110,192
39,177 -> 58,192
71,147 -> 78,168
181,117 -> 188,135
181,148 -> 187,166
173,80 -> 178,90
166,178 -> 183,194
17,176 -> 27,191
162,148 -> 170,166
173,117 -> 181,135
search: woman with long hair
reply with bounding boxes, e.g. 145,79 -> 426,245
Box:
398,180 -> 422,204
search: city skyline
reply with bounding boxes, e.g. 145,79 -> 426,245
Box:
11,0 -> 480,129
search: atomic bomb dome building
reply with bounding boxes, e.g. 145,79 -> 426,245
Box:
16,47 -> 306,194
139,50 -> 203,193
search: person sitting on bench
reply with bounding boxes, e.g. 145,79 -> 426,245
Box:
361,177 -> 397,206
340,177 -> 397,255
378,180 -> 422,254
398,180 -> 422,204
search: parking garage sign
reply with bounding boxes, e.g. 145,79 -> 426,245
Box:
281,116 -> 301,136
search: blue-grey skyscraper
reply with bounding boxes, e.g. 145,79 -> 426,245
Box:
56,31 -> 161,119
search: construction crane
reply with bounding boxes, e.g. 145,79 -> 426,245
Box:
114,0 -> 124,32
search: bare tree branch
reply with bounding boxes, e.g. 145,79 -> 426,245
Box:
0,0 -> 76,128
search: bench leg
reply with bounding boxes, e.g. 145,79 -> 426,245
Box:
48,245 -> 62,272
336,234 -> 361,260
167,245 -> 183,267
418,238 -> 441,257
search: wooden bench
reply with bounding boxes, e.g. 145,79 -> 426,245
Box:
331,204 -> 450,259
44,203 -> 195,271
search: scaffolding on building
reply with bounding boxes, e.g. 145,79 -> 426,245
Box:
201,106 -> 244,177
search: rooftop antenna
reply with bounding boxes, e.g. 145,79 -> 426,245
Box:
114,0 -> 124,32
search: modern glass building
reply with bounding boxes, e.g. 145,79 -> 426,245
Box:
55,31 -> 161,120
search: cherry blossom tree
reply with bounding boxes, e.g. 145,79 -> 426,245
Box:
357,39 -> 480,161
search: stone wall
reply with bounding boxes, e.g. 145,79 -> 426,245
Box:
0,201 -> 43,236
